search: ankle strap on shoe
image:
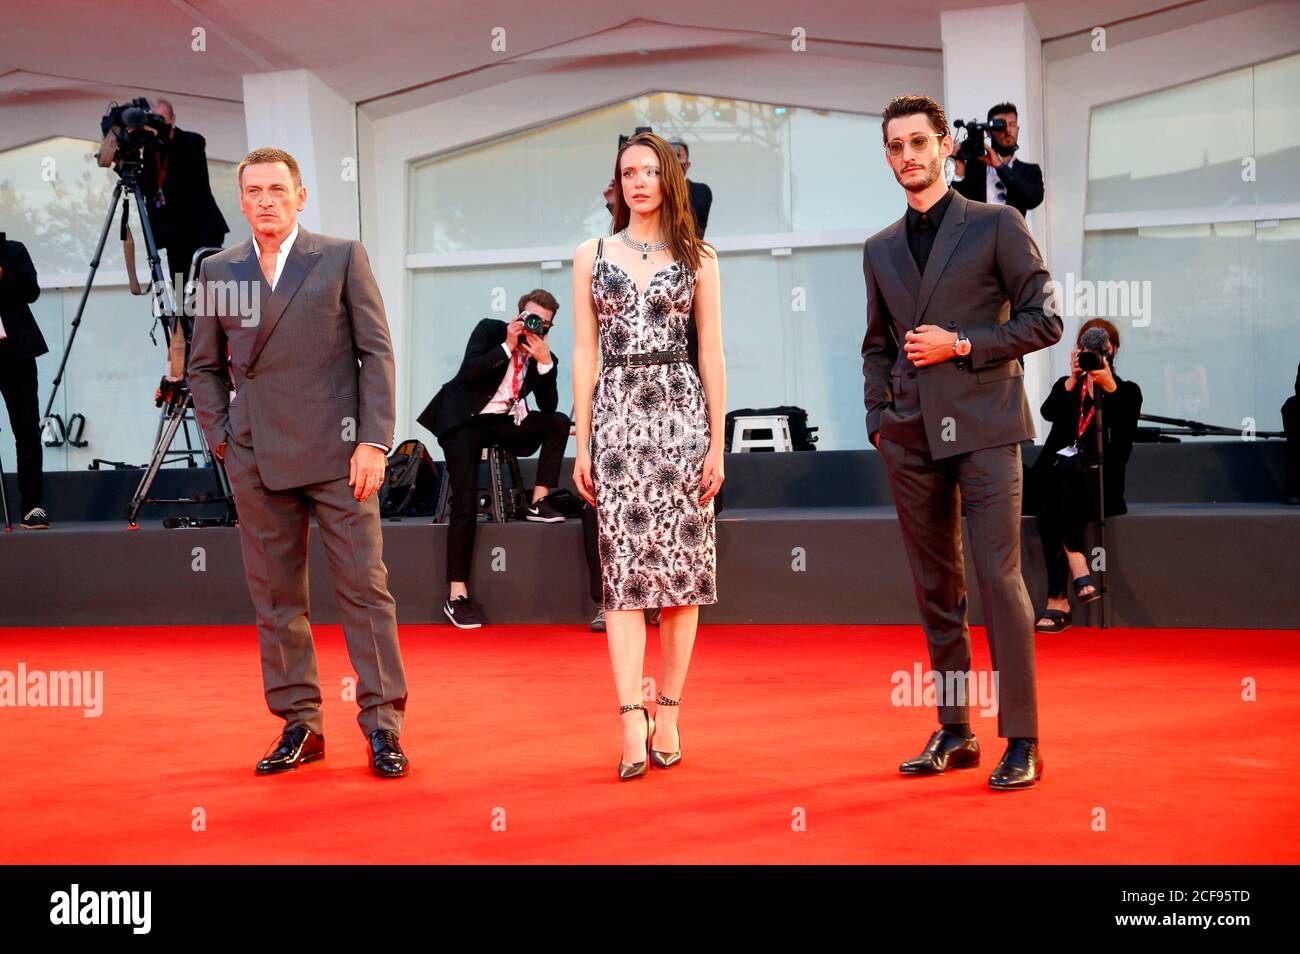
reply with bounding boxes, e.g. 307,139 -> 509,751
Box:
655,694 -> 681,707
619,703 -> 646,716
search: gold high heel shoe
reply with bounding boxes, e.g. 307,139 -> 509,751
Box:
617,703 -> 654,781
650,693 -> 682,769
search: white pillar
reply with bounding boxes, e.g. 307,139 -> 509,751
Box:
241,70 -> 360,239
940,3 -> 1056,429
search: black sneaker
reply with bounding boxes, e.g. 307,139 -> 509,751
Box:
525,495 -> 565,523
20,507 -> 49,530
444,595 -> 485,629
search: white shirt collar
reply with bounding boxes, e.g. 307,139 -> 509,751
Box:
253,222 -> 298,258
253,223 -> 300,290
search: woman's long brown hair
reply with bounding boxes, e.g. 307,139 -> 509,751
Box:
610,132 -> 708,272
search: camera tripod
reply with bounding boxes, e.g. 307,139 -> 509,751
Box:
125,242 -> 236,529
125,363 -> 237,528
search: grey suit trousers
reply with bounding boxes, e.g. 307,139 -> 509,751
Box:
224,438 -> 408,738
877,436 -> 1038,739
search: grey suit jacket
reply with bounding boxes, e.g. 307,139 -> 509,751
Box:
188,227 -> 396,491
861,191 -> 1061,460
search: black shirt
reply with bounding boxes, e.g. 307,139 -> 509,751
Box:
905,188 -> 955,276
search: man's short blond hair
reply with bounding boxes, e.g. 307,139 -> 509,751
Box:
237,147 -> 302,189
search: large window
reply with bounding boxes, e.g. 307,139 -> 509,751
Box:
1083,220 -> 1299,429
1083,53 -> 1300,432
406,92 -> 898,453
0,137 -> 240,278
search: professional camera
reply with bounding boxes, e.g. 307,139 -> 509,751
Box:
953,117 -> 1007,162
1077,326 -> 1112,372
96,98 -> 170,179
519,311 -> 550,337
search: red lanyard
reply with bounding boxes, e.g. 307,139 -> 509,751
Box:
1075,381 -> 1096,443
509,351 -> 527,401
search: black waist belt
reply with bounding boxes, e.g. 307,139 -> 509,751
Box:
604,349 -> 689,368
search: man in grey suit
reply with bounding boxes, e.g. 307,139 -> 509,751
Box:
862,96 -> 1062,790
188,147 -> 410,779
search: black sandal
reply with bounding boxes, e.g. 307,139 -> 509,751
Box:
1035,608 -> 1072,633
617,703 -> 654,781
650,693 -> 682,769
1073,575 -> 1101,605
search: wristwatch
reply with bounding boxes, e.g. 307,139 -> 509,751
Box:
953,331 -> 972,357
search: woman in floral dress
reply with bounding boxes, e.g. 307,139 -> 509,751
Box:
571,132 -> 726,780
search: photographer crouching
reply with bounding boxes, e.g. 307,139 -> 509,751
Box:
417,291 -> 571,629
1026,319 -> 1142,633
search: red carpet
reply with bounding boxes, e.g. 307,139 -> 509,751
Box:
1,623 -> 1297,864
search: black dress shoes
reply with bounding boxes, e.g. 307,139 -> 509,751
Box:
369,729 -> 410,778
899,728 -> 980,775
255,725 -> 325,775
988,739 -> 1043,790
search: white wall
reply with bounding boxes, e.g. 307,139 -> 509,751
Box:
941,2 -> 1051,430
242,70 -> 360,239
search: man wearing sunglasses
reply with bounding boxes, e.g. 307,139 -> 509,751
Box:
418,290 -> 571,629
862,95 -> 1062,790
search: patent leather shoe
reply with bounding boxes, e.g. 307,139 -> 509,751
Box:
899,728 -> 980,775
255,725 -> 324,775
369,729 -> 410,779
988,739 -> 1043,790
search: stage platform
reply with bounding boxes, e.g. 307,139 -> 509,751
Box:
2,441 -> 1296,629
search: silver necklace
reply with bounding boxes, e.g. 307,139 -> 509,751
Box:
618,229 -> 669,260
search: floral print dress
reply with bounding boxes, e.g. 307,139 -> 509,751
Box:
588,238 -> 717,610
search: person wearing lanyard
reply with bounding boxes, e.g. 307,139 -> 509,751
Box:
417,290 -> 572,630
1026,319 -> 1143,633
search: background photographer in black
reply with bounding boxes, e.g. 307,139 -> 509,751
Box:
0,233 -> 48,529
1026,318 -> 1142,633
143,98 -> 229,286
952,102 -> 1043,218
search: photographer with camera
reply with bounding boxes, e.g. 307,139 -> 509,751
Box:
952,102 -> 1043,219
1026,319 -> 1142,633
417,291 -> 571,628
143,98 -> 229,287
0,233 -> 48,529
